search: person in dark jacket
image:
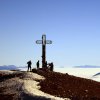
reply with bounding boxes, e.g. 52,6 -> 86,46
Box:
49,62 -> 54,71
27,60 -> 32,71
45,61 -> 47,68
36,60 -> 39,69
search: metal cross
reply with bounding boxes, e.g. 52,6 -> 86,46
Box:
36,34 -> 52,68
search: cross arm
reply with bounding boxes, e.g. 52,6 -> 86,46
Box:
46,40 -> 52,44
36,40 -> 42,44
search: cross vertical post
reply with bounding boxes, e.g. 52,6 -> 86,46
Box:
42,34 -> 46,68
36,34 -> 52,68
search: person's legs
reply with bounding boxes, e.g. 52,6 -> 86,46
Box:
27,66 -> 29,71
30,66 -> 31,71
37,65 -> 39,69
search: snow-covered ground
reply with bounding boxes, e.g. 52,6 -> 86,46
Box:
18,67 -> 100,82
0,66 -> 100,82
0,70 -> 70,100
54,68 -> 100,82
22,72 -> 70,100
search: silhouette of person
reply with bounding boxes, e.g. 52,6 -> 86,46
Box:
36,60 -> 39,69
50,62 -> 54,71
27,60 -> 32,71
45,61 -> 47,68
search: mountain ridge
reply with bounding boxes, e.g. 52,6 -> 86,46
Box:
74,65 -> 100,68
0,65 -> 25,70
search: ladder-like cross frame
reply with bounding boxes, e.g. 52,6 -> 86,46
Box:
36,34 -> 52,68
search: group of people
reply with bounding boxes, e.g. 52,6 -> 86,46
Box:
27,60 -> 54,71
45,61 -> 54,71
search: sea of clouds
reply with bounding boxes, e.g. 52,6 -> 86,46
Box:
0,65 -> 100,82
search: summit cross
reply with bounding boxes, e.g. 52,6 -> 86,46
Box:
36,34 -> 52,68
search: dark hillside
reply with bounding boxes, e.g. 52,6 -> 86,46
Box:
37,70 -> 100,100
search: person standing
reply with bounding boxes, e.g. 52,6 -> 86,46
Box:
27,60 -> 32,71
50,62 -> 54,71
45,61 -> 47,68
36,60 -> 39,69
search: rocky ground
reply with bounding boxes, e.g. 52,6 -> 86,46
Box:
36,70 -> 100,100
0,70 -> 100,100
0,70 -> 70,100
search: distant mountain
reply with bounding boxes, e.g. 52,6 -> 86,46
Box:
74,65 -> 100,68
0,65 -> 19,70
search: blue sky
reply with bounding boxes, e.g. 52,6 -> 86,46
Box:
0,0 -> 100,67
